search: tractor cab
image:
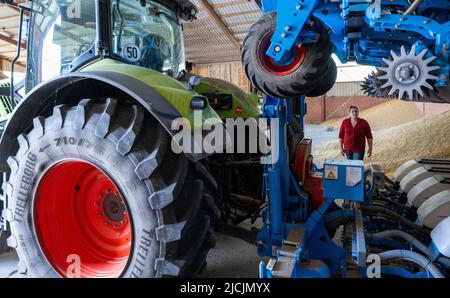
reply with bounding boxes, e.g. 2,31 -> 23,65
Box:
26,0 -> 196,92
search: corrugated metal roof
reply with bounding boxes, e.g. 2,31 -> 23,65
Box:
184,0 -> 261,64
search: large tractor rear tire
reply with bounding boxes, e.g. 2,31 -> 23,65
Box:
242,13 -> 332,98
3,98 -> 219,278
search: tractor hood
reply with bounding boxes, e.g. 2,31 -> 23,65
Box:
83,58 -> 222,131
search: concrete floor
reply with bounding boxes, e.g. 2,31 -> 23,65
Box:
0,232 -> 262,278
0,124 -> 337,278
304,124 -> 338,161
0,251 -> 19,277
200,233 -> 266,278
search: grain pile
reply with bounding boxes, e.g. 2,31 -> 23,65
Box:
315,109 -> 450,177
322,100 -> 423,131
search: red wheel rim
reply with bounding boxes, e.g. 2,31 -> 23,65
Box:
258,30 -> 306,76
34,160 -> 132,278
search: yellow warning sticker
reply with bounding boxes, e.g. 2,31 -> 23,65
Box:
325,165 -> 338,180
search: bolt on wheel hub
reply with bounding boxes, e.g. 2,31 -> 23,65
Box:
258,30 -> 306,76
104,193 -> 126,222
395,63 -> 420,84
98,189 -> 128,229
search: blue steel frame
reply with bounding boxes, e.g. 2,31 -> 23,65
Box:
258,95 -> 309,257
255,0 -> 450,279
257,93 -> 446,278
259,0 -> 450,86
258,95 -> 347,278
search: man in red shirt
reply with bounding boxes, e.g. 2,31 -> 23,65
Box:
338,106 -> 373,160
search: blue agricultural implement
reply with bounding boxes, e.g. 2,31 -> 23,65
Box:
244,0 -> 450,278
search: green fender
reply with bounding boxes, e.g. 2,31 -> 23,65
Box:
83,59 -> 222,131
0,59 -> 227,170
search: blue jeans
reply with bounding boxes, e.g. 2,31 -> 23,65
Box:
345,151 -> 364,161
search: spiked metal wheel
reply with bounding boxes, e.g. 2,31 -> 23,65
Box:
361,71 -> 397,98
377,45 -> 440,100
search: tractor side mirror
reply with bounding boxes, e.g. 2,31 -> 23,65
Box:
188,76 -> 201,91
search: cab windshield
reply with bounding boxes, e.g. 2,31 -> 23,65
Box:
111,0 -> 186,79
27,0 -> 96,91
26,0 -> 185,91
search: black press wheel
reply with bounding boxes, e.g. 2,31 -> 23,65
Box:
242,13 -> 332,98
306,58 -> 337,97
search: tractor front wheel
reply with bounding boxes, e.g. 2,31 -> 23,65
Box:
3,98 -> 219,277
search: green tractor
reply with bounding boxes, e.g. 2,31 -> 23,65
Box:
0,0 -> 262,277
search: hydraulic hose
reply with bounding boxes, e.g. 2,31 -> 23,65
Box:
361,205 -> 430,236
372,196 -> 415,215
377,249 -> 444,278
324,210 -> 356,231
326,207 -> 426,238
366,230 -> 450,268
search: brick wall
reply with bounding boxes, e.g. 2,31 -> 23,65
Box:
304,95 -> 390,124
304,96 -> 326,123
304,97 -> 450,124
414,102 -> 450,117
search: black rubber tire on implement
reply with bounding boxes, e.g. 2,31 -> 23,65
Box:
305,58 -> 337,97
3,98 -> 220,277
242,13 -> 332,98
